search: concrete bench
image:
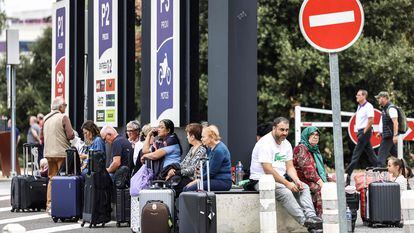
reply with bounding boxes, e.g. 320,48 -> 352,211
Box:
215,191 -> 308,233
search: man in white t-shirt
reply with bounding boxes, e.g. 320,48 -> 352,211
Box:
249,117 -> 322,232
376,91 -> 399,166
345,90 -> 378,185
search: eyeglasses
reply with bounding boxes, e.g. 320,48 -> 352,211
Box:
310,132 -> 320,136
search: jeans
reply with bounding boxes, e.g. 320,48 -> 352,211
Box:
255,182 -> 317,225
46,157 -> 65,208
378,137 -> 398,167
183,179 -> 232,192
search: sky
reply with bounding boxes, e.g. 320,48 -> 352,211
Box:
3,0 -> 54,15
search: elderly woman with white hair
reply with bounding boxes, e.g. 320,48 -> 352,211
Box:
183,125 -> 232,192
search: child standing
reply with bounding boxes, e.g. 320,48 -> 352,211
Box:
387,156 -> 408,193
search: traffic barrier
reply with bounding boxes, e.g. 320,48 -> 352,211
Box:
322,182 -> 339,233
259,174 -> 277,233
402,190 -> 414,233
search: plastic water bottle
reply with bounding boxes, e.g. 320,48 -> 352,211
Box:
235,161 -> 244,186
346,206 -> 353,233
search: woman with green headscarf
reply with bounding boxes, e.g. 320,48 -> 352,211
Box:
293,126 -> 335,217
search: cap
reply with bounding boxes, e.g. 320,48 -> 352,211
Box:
375,91 -> 389,99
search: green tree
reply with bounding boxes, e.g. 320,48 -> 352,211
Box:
197,0 -> 414,165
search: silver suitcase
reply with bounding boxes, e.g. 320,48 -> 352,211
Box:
139,183 -> 175,231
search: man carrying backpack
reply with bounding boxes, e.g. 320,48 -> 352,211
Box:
376,91 -> 407,166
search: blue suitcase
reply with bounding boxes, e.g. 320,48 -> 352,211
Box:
51,148 -> 83,222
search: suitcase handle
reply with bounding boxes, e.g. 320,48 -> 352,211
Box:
23,143 -> 39,176
65,147 -> 79,176
198,157 -> 210,192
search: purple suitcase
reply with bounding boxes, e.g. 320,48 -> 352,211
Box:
51,148 -> 83,222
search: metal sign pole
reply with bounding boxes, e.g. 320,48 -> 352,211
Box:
10,65 -> 17,177
329,53 -> 347,233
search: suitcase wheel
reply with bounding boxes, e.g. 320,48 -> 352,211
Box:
101,223 -> 105,227
116,222 -> 120,227
10,208 -> 15,212
52,217 -> 58,223
396,222 -> 403,228
73,217 -> 79,222
81,222 -> 85,227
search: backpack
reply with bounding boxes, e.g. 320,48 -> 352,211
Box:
387,105 -> 408,134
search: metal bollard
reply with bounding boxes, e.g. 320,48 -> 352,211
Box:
259,174 -> 277,233
322,182 -> 339,233
402,190 -> 414,233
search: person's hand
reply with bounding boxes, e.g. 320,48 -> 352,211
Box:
316,179 -> 324,188
140,154 -> 147,164
294,179 -> 304,190
185,179 -> 198,188
165,169 -> 176,180
286,182 -> 299,192
393,135 -> 398,144
376,133 -> 381,139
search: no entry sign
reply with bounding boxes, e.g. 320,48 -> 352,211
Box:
299,0 -> 364,53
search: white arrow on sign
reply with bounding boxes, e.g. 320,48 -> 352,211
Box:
309,10 -> 355,27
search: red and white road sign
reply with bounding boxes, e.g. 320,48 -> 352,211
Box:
299,0 -> 364,53
402,120 -> 414,141
348,109 -> 382,148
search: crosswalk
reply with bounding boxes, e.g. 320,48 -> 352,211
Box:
0,191 -> 130,233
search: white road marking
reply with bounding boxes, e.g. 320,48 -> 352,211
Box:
0,213 -> 49,225
26,221 -> 117,233
0,196 -> 10,201
0,207 -> 12,212
309,10 -> 355,27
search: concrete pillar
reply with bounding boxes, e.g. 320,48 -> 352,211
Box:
258,175 -> 277,233
322,182 -> 339,233
402,190 -> 414,233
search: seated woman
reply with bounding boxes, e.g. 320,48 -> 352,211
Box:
183,125 -> 232,192
131,124 -> 152,176
140,119 -> 182,179
293,126 -> 334,217
80,120 -> 106,175
165,123 -> 207,195
387,156 -> 408,192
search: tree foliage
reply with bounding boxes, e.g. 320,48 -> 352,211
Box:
198,0 -> 414,165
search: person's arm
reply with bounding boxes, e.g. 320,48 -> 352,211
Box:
62,116 -> 75,140
365,117 -> 374,134
364,104 -> 375,134
141,148 -> 167,162
181,147 -> 206,177
294,146 -> 321,184
286,160 -> 304,190
107,156 -> 121,173
262,163 -> 299,192
203,146 -> 226,179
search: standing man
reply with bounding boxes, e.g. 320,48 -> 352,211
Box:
41,97 -> 74,213
249,117 -> 322,233
376,91 -> 399,166
345,90 -> 378,185
27,116 -> 41,145
100,125 -> 132,176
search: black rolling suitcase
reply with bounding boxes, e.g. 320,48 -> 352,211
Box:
178,158 -> 217,233
115,188 -> 131,227
11,143 -> 47,212
81,150 -> 112,228
368,181 -> 401,227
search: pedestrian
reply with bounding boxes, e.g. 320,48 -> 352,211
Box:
376,91 -> 399,166
345,90 -> 378,185
41,97 -> 74,214
126,120 -> 141,148
249,117 -> 322,233
100,125 -> 132,177
27,116 -> 41,145
387,156 -> 408,193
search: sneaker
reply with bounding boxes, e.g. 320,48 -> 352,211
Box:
304,216 -> 323,230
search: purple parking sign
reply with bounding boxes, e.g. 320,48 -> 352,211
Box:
156,0 -> 174,118
99,0 -> 112,58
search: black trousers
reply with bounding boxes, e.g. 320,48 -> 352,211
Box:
346,129 -> 378,177
377,137 -> 398,167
